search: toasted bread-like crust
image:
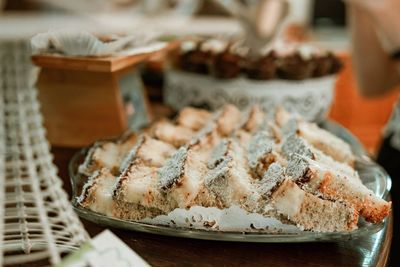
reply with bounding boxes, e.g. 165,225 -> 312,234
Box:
114,158 -> 173,217
242,106 -> 265,133
272,179 -> 359,232
78,133 -> 137,176
78,168 -> 117,216
282,134 -> 361,183
120,134 -> 176,171
215,104 -> 242,136
318,171 -> 391,223
298,122 -> 355,166
205,139 -> 259,210
247,131 -> 277,178
177,107 -> 211,130
287,157 -> 391,223
158,146 -> 209,208
152,120 -> 194,147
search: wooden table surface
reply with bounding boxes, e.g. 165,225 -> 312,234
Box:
52,146 -> 393,267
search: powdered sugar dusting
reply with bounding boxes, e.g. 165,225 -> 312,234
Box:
207,139 -> 230,169
205,157 -> 232,189
259,163 -> 285,197
281,134 -> 314,159
119,134 -> 146,173
189,121 -> 215,146
247,131 -> 274,171
281,118 -> 299,137
157,146 -> 188,190
285,155 -> 309,180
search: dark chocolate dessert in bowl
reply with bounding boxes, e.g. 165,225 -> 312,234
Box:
165,38 -> 343,122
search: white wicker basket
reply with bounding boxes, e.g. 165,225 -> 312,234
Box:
0,39 -> 89,266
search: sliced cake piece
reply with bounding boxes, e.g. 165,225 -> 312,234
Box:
189,124 -> 222,164
241,105 -> 265,133
176,107 -> 211,131
275,106 -> 293,127
113,158 -> 171,220
78,132 -> 137,176
205,139 -> 259,210
281,134 -> 360,183
286,157 -> 391,223
261,121 -> 282,143
152,120 -> 194,147
190,122 -> 221,148
247,131 -> 278,178
235,107 -> 278,145
235,129 -> 252,147
281,116 -> 355,166
207,139 -> 226,169
297,121 -> 355,166
157,146 -> 210,208
78,168 -> 117,217
259,163 -> 359,232
119,134 -> 176,172
215,104 -> 242,136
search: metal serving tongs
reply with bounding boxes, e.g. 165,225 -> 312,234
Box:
216,0 -> 289,56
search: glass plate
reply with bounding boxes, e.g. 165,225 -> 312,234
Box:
69,120 -> 392,243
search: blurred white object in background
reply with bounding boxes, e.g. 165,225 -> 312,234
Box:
31,28 -> 168,56
33,0 -> 202,16
31,29 -> 135,55
142,0 -> 202,16
217,0 -> 315,51
0,38 -> 89,266
165,70 -> 335,122
216,0 -> 289,54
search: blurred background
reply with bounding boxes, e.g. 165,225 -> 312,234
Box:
0,0 -> 398,155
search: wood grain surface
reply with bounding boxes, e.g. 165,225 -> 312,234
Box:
32,41 -> 180,73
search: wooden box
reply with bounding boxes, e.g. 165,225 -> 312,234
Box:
32,49 -> 171,147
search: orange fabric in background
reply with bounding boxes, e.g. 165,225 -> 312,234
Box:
329,54 -> 399,156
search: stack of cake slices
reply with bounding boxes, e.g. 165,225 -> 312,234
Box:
77,105 -> 391,232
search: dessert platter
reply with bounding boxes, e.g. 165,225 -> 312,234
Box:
165,38 -> 343,122
69,104 -> 392,242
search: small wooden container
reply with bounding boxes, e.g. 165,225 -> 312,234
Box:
32,49 -> 172,147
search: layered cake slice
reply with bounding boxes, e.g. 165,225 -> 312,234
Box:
215,104 -> 242,136
259,163 -> 359,232
281,134 -> 361,183
278,110 -> 355,166
119,134 -> 176,172
77,168 -> 117,217
113,158 -> 170,220
240,105 -> 266,133
152,120 -> 194,147
176,107 -> 212,131
157,146 -> 209,208
205,139 -> 259,210
286,156 -> 391,223
234,106 -> 269,147
247,131 -> 278,178
296,121 -> 354,166
78,132 -> 137,176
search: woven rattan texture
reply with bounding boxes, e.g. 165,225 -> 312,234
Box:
0,40 -> 89,266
